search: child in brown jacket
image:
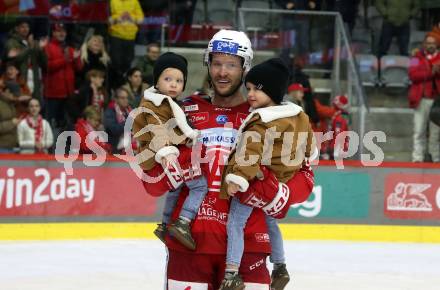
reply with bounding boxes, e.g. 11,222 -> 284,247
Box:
219,58 -> 315,290
133,52 -> 206,251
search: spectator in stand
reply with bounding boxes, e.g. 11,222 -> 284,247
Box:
376,0 -> 419,58
324,0 -> 360,36
286,83 -> 336,159
122,67 -> 149,108
69,69 -> 107,123
328,95 -> 350,160
288,56 -> 336,132
0,61 -> 32,116
138,0 -> 168,44
43,22 -> 82,132
275,0 -> 318,61
0,79 -> 19,153
429,20 -> 440,45
3,18 -> 47,102
108,0 -> 144,89
134,42 -> 160,85
409,35 -> 440,162
75,105 -> 112,154
78,34 -> 110,85
168,0 -> 197,43
17,98 -> 53,154
104,87 -> 135,153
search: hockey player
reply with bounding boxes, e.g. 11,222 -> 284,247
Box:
139,30 -> 315,290
132,52 -> 207,250
219,58 -> 315,290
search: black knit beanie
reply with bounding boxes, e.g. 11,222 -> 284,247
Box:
245,58 -> 290,104
153,52 -> 188,90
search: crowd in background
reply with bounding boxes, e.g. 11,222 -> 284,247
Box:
0,0 -> 439,161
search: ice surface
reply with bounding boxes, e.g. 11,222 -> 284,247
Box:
1,240 -> 439,290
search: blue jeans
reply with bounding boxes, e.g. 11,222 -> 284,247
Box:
226,197 -> 285,266
162,176 -> 208,224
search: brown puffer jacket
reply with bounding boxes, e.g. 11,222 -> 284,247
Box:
132,87 -> 198,171
220,102 -> 316,199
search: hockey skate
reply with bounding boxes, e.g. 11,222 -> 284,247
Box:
270,264 -> 290,290
167,218 -> 196,250
153,223 -> 167,244
219,272 -> 245,290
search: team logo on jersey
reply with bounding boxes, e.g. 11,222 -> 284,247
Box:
184,104 -> 199,112
189,112 -> 208,125
216,115 -> 228,124
255,233 -> 270,243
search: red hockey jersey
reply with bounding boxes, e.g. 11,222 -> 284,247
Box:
165,95 -> 272,255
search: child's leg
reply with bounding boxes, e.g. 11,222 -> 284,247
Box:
265,215 -> 285,264
178,176 -> 208,221
162,188 -> 182,225
167,177 -> 207,251
226,197 -> 254,269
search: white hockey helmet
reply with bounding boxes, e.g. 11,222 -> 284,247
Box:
204,29 -> 254,72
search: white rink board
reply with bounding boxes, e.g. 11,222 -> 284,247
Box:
1,240 -> 440,290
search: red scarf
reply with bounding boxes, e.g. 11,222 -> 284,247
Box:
114,102 -> 131,124
26,114 -> 44,152
92,90 -> 105,111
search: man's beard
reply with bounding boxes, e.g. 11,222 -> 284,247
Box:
212,79 -> 242,98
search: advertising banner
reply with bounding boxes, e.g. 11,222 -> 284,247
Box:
384,173 -> 440,220
288,171 -> 371,219
0,166 -> 157,217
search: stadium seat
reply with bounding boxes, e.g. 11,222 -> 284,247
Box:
240,0 -> 271,30
355,54 -> 379,87
209,8 -> 234,26
379,55 -> 410,88
351,28 -> 373,54
192,7 -> 205,24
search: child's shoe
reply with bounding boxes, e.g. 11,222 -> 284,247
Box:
271,263 -> 290,290
153,223 -> 167,244
219,272 -> 245,290
167,218 -> 196,250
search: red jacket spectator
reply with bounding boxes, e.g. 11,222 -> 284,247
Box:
408,49 -> 440,108
75,118 -> 111,154
43,38 -> 82,99
328,95 -> 350,159
313,99 -> 336,133
74,106 -> 111,154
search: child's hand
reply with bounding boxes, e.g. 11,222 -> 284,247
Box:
227,182 -> 240,197
161,153 -> 178,169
